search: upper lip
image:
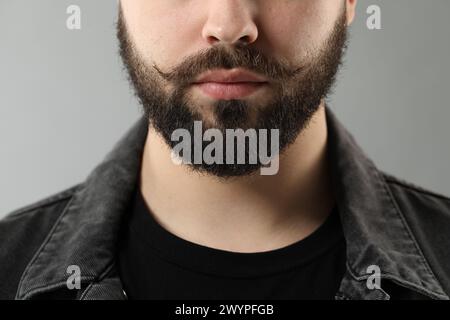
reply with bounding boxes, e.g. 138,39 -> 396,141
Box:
193,68 -> 268,84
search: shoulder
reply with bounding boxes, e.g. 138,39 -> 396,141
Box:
381,172 -> 450,294
0,184 -> 83,299
0,184 -> 82,233
382,172 -> 450,219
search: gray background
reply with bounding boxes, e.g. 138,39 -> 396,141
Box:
1,0 -> 449,217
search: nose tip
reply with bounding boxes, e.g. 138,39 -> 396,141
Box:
204,25 -> 258,46
201,3 -> 258,46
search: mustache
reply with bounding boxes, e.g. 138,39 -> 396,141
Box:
153,44 -> 304,88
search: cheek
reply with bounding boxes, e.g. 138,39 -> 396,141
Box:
122,1 -> 204,70
260,1 -> 341,61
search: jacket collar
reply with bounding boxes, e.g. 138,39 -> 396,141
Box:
16,108 -> 449,300
326,109 -> 448,300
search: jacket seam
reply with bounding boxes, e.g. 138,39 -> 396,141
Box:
347,262 -> 447,300
384,275 -> 448,300
21,276 -> 96,300
79,261 -> 118,300
79,282 -> 94,300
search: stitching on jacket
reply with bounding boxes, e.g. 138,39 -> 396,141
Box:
21,276 -> 96,300
347,261 -> 447,300
79,261 -> 119,300
79,282 -> 94,300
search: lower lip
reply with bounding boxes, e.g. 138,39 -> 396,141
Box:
193,82 -> 267,100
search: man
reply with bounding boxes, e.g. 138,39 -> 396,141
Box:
1,0 -> 449,300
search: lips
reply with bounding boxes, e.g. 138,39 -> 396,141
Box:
192,68 -> 269,100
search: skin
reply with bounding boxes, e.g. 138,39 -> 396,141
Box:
120,0 -> 357,253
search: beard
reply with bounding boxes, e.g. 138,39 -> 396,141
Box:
117,8 -> 348,179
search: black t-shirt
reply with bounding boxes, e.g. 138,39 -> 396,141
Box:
117,188 -> 347,300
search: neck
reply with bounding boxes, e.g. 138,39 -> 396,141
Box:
139,102 -> 334,253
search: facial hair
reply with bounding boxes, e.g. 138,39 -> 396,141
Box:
117,8 -> 348,178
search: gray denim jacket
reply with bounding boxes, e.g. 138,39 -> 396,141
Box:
1,108 -> 449,300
